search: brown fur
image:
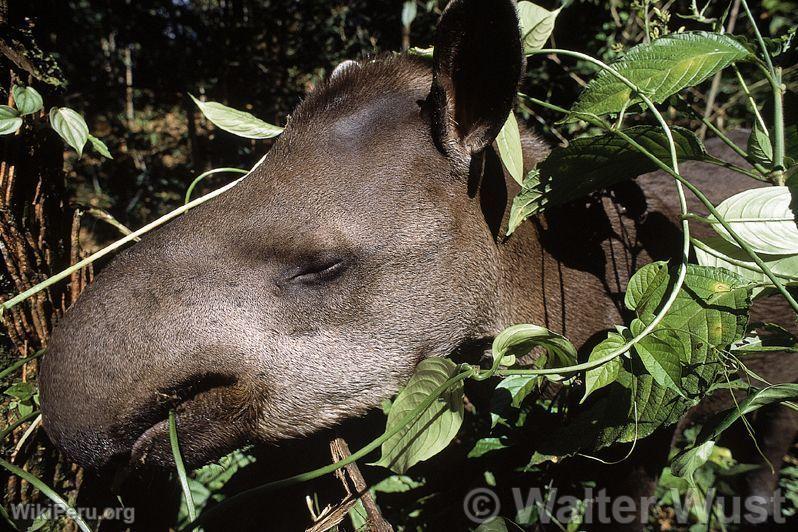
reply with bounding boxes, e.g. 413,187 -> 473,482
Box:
37,1 -> 795,524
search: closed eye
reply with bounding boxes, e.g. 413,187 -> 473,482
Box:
280,256 -> 349,287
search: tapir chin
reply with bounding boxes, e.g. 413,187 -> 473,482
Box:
39,0 -> 796,514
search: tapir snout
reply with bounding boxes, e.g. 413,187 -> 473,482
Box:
40,0 -> 529,469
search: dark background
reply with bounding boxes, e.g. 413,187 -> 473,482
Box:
8,0 -> 793,238
1,1 -> 797,530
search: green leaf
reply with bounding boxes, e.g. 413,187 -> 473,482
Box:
0,105 -> 22,135
631,321 -> 685,397
371,475 -> 424,493
192,449 -> 256,493
348,499 -> 368,530
671,440 -> 716,486
756,90 -> 797,169
190,94 -> 283,139
88,135 -> 112,159
490,374 -> 538,426
571,32 -> 752,118
527,451 -> 558,467
530,126 -> 706,214
517,1 -> 560,55
468,437 -> 509,458
476,517 -> 510,532
731,323 -> 798,354
693,236 -> 798,286
711,186 -> 798,255
16,402 -> 33,417
747,120 -> 773,168
476,517 -> 509,532
538,264 -> 751,455
4,381 -> 35,402
492,324 -> 577,368
627,263 -> 751,349
582,332 -> 625,402
11,85 -> 43,116
373,358 -> 464,474
408,46 -> 434,58
624,261 -> 669,312
496,111 -> 524,185
490,375 -> 539,428
507,169 -> 543,235
49,107 -> 89,156
697,383 -> 798,444
496,375 -> 539,409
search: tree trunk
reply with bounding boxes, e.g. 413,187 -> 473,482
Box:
0,14 -> 88,530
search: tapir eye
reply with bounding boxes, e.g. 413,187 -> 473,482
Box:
280,255 -> 349,287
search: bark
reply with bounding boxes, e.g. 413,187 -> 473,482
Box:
0,15 -> 86,527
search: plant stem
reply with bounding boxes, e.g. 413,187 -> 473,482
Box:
523,92 -> 798,314
0,350 -> 44,381
182,367 -> 474,531
85,208 -> 138,240
169,411 -> 196,523
677,96 -> 771,177
733,64 -> 769,134
741,0 -> 785,173
703,155 -> 769,182
0,154 -> 267,315
0,458 -> 93,532
184,167 -> 248,204
740,0 -> 775,74
772,67 -> 786,174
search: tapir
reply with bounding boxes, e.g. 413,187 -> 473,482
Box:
38,0 -> 797,525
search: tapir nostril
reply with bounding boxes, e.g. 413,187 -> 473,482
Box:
134,372 -> 239,430
125,371 -> 246,468
160,372 -> 238,407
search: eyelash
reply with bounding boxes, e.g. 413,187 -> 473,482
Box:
290,260 -> 346,284
280,257 -> 349,288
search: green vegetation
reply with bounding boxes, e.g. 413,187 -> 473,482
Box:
2,1 -> 798,530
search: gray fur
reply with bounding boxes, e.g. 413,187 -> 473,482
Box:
39,2 -> 795,511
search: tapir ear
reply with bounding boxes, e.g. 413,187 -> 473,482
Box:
330,60 -> 360,81
428,0 -> 524,159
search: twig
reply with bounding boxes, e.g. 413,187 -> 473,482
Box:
698,0 -> 741,139
11,414 -> 41,462
329,436 -> 393,532
545,54 -> 587,87
84,208 -> 138,240
306,495 -> 358,532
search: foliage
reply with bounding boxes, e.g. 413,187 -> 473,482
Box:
356,0 -> 798,528
188,95 -> 282,139
373,358 -> 464,474
3,1 -> 798,531
569,32 -> 752,118
1,83 -> 111,160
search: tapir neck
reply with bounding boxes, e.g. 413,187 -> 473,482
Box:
488,132 -> 626,350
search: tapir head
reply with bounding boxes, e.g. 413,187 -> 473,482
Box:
40,0 -> 529,469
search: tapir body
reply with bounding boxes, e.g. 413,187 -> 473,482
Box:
38,0 -> 796,525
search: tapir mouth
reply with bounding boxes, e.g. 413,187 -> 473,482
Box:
121,373 -> 251,470
129,418 -> 171,466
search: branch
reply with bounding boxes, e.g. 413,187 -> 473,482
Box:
329,436 -> 393,532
